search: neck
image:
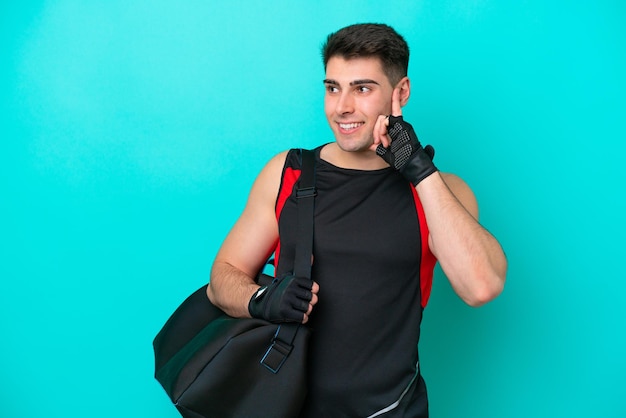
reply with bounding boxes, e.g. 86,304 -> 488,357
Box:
320,143 -> 390,170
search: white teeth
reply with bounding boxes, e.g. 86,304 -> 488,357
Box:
339,122 -> 363,130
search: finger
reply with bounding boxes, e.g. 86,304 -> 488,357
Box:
372,115 -> 383,147
369,143 -> 381,152
311,281 -> 320,295
294,299 -> 309,313
380,115 -> 391,147
374,115 -> 390,147
302,298 -> 316,324
391,87 -> 402,117
302,286 -> 318,324
297,288 -> 313,302
293,276 -> 313,291
310,292 -> 318,306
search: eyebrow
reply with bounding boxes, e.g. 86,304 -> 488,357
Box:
323,79 -> 380,86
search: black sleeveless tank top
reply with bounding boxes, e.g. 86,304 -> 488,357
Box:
274,147 -> 436,417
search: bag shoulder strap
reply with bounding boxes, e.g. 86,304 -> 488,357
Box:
261,149 -> 315,374
293,148 -> 315,280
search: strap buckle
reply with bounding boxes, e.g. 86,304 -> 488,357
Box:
296,187 -> 316,199
260,325 -> 294,373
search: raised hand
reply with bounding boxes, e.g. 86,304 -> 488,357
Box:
371,88 -> 437,186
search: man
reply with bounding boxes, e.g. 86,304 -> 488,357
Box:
207,23 -> 507,417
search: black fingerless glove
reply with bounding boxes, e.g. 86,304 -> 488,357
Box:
248,274 -> 313,323
376,116 -> 437,186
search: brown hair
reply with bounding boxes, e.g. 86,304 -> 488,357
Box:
321,23 -> 410,85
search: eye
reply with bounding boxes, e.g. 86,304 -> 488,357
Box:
356,86 -> 372,93
326,85 -> 339,94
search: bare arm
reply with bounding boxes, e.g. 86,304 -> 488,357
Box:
418,172 -> 507,306
371,86 -> 506,307
206,152 -> 287,318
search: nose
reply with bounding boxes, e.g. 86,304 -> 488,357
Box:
335,91 -> 354,115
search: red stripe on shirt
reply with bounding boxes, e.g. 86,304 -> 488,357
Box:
411,186 -> 438,308
274,166 -> 301,272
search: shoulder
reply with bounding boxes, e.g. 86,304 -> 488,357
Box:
253,148 -> 316,198
257,150 -> 293,179
440,172 -> 479,219
251,150 -> 289,197
267,149 -> 290,169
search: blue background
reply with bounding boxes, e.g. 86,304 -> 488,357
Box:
1,1 -> 624,417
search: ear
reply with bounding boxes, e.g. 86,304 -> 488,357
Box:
396,77 -> 411,107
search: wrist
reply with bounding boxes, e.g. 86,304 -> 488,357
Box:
246,284 -> 263,318
400,147 -> 438,186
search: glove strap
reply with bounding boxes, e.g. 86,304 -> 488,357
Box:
401,148 -> 438,186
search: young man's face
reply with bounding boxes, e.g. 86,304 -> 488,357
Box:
324,56 -> 396,153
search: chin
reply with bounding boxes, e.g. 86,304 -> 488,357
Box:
336,136 -> 373,153
337,142 -> 368,153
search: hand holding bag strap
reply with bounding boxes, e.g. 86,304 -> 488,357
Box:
261,148 -> 316,373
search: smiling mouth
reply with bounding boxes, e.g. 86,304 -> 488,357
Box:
338,122 -> 364,131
